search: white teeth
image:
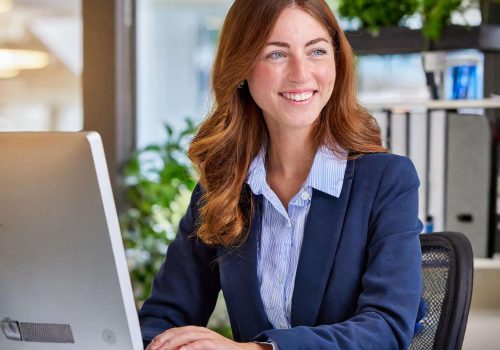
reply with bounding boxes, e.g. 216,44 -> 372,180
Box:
282,91 -> 314,101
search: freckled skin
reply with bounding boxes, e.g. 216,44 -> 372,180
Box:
247,7 -> 336,133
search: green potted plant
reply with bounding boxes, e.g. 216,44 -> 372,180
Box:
421,0 -> 464,41
338,0 -> 419,33
338,0 -> 466,42
120,118 -> 232,337
338,0 -> 500,54
120,119 -> 198,304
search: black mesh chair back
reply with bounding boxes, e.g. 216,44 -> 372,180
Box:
409,232 -> 473,350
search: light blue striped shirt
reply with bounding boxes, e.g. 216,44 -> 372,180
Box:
246,145 -> 347,330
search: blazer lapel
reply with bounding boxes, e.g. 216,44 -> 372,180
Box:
217,192 -> 273,339
291,158 -> 355,327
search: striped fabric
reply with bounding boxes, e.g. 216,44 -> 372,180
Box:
246,145 -> 347,329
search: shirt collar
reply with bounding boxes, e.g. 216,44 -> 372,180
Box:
304,145 -> 347,198
246,145 -> 347,198
246,146 -> 267,196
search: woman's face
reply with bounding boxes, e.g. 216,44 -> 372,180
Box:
247,6 -> 336,133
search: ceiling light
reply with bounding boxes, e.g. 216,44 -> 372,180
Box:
0,68 -> 19,79
0,49 -> 50,71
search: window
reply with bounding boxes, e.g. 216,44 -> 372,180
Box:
136,0 -> 232,147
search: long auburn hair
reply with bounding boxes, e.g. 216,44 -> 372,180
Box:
188,0 -> 387,247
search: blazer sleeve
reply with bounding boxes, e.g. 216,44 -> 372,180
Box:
254,156 -> 423,350
138,184 -> 221,345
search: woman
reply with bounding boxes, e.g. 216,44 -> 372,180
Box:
140,1 -> 423,349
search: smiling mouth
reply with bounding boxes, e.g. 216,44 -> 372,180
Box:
279,91 -> 317,102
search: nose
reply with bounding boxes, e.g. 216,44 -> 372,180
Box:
287,55 -> 309,83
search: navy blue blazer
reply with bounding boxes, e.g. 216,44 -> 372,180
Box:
139,153 -> 423,349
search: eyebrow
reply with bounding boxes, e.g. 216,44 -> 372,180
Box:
266,37 -> 330,48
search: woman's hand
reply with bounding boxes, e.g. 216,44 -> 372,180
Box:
145,326 -> 272,350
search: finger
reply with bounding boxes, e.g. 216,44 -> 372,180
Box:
146,339 -> 161,350
177,338 -> 218,350
147,336 -> 164,350
160,327 -> 216,350
149,326 -> 211,350
149,326 -> 189,347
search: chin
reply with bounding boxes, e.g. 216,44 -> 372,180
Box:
284,118 -> 319,130
290,113 -> 320,124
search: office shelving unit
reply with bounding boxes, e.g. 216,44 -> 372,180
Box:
346,24 -> 500,256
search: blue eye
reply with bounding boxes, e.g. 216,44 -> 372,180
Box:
311,48 -> 327,56
267,51 -> 285,60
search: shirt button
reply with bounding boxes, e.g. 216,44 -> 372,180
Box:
300,191 -> 310,200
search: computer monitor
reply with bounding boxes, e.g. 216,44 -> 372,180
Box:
0,132 -> 143,349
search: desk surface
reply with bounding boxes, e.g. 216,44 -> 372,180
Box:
462,259 -> 500,349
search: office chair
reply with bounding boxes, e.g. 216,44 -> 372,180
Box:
409,232 -> 473,350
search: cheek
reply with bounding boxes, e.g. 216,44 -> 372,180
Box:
248,64 -> 280,101
318,65 -> 336,91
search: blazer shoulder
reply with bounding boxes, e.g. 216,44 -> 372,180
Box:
355,152 -> 411,165
353,153 -> 418,182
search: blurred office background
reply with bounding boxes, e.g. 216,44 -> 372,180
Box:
0,0 -> 82,132
1,0 -> 499,348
